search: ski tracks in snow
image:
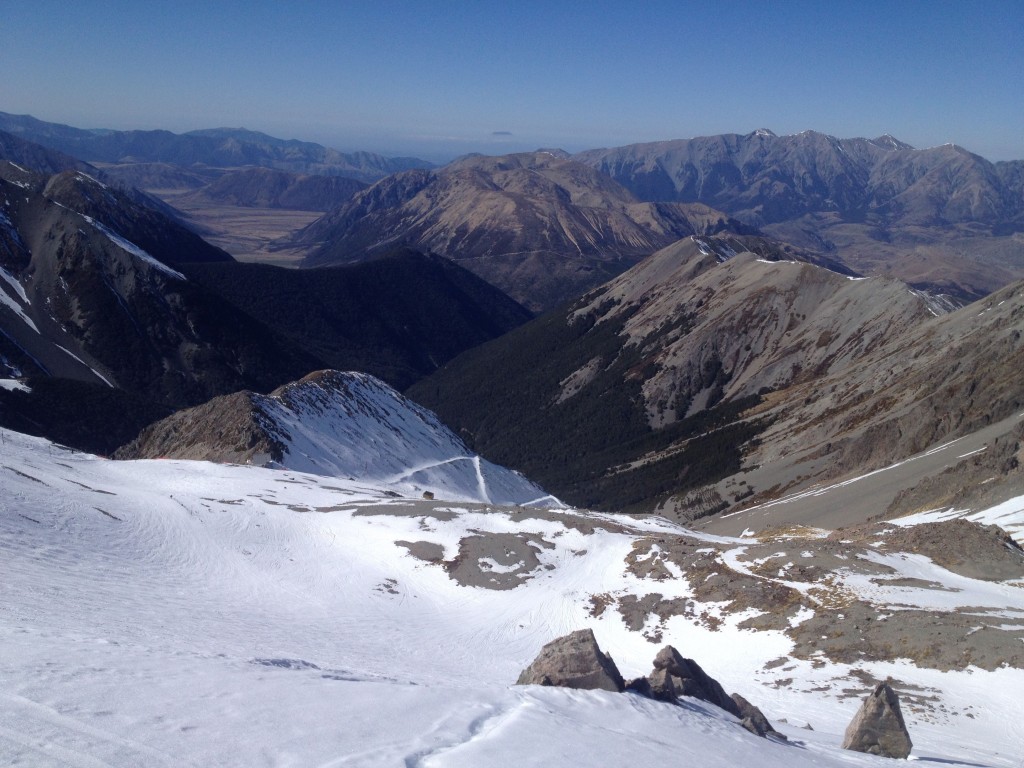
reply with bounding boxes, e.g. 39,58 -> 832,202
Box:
314,696 -> 523,768
0,692 -> 186,768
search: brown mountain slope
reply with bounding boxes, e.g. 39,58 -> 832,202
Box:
294,151 -> 748,311
175,167 -> 367,211
408,234 -> 941,510
688,277 -> 1024,530
575,130 -> 1024,302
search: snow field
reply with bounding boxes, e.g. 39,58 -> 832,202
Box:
2,428 -> 1023,766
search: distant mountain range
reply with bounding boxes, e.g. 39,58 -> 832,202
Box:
294,151 -> 751,310
575,129 -> 1024,301
287,131 -> 1024,307
8,114 -> 1023,305
575,129 -> 1024,229
0,112 -> 433,182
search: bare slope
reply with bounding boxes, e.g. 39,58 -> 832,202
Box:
689,278 -> 1024,532
409,234 -> 939,511
174,167 -> 367,211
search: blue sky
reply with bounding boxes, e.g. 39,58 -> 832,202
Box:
2,1 -> 1021,161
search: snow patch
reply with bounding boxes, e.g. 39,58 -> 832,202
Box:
83,216 -> 186,281
0,379 -> 30,392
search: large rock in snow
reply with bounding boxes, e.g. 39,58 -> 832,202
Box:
646,646 -> 741,718
731,693 -> 784,739
516,629 -> 625,692
842,682 -> 912,758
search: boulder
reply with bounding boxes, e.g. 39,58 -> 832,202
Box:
648,646 -> 741,718
842,682 -> 912,759
732,693 -> 785,740
516,629 -> 625,692
647,667 -> 678,702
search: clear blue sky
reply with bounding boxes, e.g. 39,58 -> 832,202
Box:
2,0 -> 1021,162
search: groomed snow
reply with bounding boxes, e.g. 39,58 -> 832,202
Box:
1,428 -> 1022,766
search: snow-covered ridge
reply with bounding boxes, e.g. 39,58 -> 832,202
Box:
126,370 -> 560,507
261,371 -> 559,505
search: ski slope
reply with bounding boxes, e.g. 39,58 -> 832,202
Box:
2,428 -> 1022,766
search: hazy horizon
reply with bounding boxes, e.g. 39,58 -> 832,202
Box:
3,1 -> 1022,163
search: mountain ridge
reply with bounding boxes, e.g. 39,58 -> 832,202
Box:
294,150 -> 752,310
0,112 -> 435,183
408,232 -> 1010,514
116,369 -> 559,506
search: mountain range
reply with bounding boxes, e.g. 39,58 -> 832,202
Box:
294,150 -> 750,310
8,114 -> 1024,306
0,111 -> 433,182
410,232 -> 1023,521
2,112 -> 1024,766
575,129 -> 1024,301
0,151 -> 531,451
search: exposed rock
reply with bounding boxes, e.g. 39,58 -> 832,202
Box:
732,693 -> 784,740
842,682 -> 913,758
648,646 -> 741,717
646,667 -> 678,703
516,629 -> 625,692
624,677 -> 653,698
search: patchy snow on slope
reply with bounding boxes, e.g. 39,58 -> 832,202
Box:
892,493 -> 1024,544
0,378 -> 30,392
0,266 -> 38,333
83,215 -> 186,281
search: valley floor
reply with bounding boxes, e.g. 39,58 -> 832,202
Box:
152,191 -> 319,265
2,428 -> 1022,766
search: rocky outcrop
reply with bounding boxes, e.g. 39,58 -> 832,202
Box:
516,629 -> 625,692
842,682 -> 913,758
732,693 -> 784,740
647,645 -> 741,717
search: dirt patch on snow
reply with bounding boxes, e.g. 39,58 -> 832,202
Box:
444,532 -> 554,590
